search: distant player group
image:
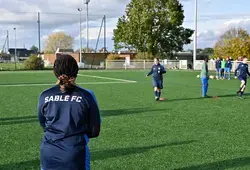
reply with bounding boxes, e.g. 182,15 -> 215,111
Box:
214,57 -> 233,80
200,56 -> 250,99
146,56 -> 250,101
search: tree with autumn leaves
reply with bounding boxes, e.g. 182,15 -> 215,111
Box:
214,28 -> 250,59
44,32 -> 74,53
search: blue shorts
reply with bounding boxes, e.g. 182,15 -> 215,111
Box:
238,77 -> 247,84
225,68 -> 231,72
153,79 -> 163,89
201,77 -> 208,85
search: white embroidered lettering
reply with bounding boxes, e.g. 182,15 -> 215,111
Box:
65,95 -> 70,101
76,97 -> 82,102
59,95 -> 64,101
44,97 -> 49,103
54,95 -> 59,101
71,96 -> 77,101
49,96 -> 54,102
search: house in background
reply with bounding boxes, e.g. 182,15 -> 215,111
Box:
8,48 -> 35,61
55,48 -> 74,54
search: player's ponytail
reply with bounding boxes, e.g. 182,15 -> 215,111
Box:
53,54 -> 79,92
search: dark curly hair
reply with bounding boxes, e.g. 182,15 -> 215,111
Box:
53,54 -> 79,92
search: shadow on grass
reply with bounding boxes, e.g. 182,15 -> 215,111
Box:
0,115 -> 37,126
175,156 -> 250,170
0,140 -> 196,169
0,107 -> 165,125
92,140 -> 196,161
0,115 -> 37,121
0,82 -> 53,86
0,107 -> 164,125
0,159 -> 40,170
164,93 -> 250,102
101,108 -> 166,117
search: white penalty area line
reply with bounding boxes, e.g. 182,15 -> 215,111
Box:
78,74 -> 137,83
0,81 -> 137,87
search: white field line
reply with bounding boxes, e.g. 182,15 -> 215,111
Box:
78,74 -> 137,83
0,71 -> 51,74
0,81 -> 137,87
0,70 -> 147,74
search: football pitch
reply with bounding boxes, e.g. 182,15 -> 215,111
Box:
1,70 -> 250,170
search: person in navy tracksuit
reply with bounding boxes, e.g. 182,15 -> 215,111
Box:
225,57 -> 232,80
38,54 -> 101,170
215,57 -> 221,80
146,57 -> 166,101
234,57 -> 250,99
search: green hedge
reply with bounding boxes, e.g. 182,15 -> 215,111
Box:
24,55 -> 44,70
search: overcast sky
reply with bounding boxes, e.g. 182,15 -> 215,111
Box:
0,0 -> 250,51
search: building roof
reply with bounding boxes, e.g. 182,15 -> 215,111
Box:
8,48 -> 34,58
56,48 -> 74,53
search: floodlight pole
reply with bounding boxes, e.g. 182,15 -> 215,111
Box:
236,24 -> 239,37
7,30 -> 9,52
13,28 -> 17,70
104,15 -> 106,52
78,8 -> 83,63
193,0 -> 197,69
38,12 -> 41,54
85,0 -> 90,53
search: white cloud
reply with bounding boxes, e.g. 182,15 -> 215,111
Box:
0,0 -> 129,27
41,35 -> 48,40
223,18 -> 250,31
73,27 -> 113,40
74,17 -> 117,41
185,17 -> 250,49
0,0 -> 130,50
224,19 -> 242,26
2,0 -> 247,51
53,29 -> 64,33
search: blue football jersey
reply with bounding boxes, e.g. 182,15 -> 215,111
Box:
147,64 -> 166,80
38,85 -> 101,170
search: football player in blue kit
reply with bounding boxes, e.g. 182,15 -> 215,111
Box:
146,57 -> 166,101
234,57 -> 250,99
225,57 -> 232,80
38,54 -> 101,170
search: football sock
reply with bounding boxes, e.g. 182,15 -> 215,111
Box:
240,92 -> 244,97
158,92 -> 161,98
154,91 -> 158,97
238,85 -> 245,93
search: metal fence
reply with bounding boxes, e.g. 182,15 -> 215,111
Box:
194,60 -> 243,71
0,61 -> 25,71
1,59 -> 247,71
106,60 -> 188,70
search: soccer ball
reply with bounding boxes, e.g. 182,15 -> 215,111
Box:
197,75 -> 200,78
209,75 -> 215,79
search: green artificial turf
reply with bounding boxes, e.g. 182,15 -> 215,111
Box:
0,70 -> 250,170
0,63 -> 25,71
